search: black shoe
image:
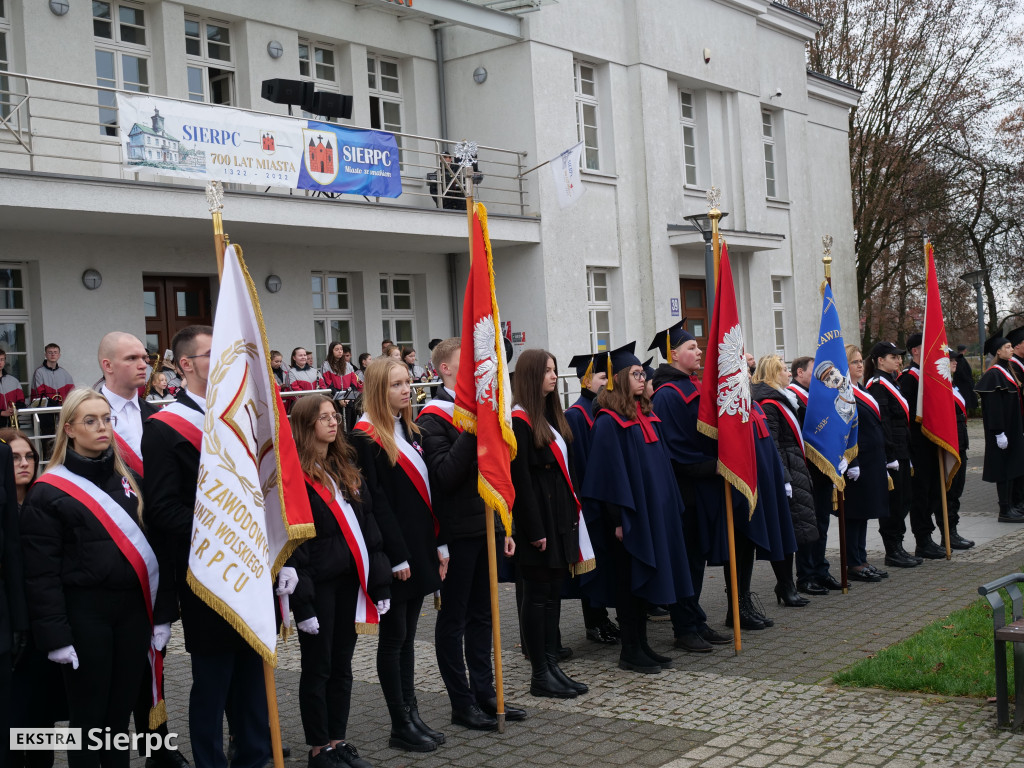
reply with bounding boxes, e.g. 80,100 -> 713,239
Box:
797,580 -> 829,596
865,564 -> 889,578
898,545 -> 924,564
478,697 -> 527,722
674,631 -> 712,653
406,697 -> 445,745
746,593 -> 774,627
308,748 -> 338,768
546,655 -> 589,694
883,549 -> 919,568
999,508 -> 1024,522
647,605 -> 670,621
774,582 -> 810,606
618,646 -> 662,673
388,705 -> 438,752
602,618 -> 621,639
146,750 -> 190,768
915,539 -> 945,559
943,530 -> 975,550
586,625 -> 619,644
847,566 -> 881,583
529,668 -> 578,699
819,573 -> 843,590
725,595 -> 767,630
640,643 -> 673,668
451,703 -> 498,731
696,625 -> 733,645
332,742 -> 373,768
557,645 -> 573,661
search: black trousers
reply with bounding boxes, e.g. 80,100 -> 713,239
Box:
580,596 -> 608,629
844,519 -> 868,567
298,575 -> 359,746
878,465 -> 910,550
909,442 -> 944,541
10,642 -> 66,768
131,648 -> 170,756
668,510 -> 708,637
945,451 -> 966,527
796,480 -> 833,582
434,536 -> 495,711
63,588 -> 150,768
377,595 -> 424,707
189,647 -> 269,768
996,477 -> 1024,512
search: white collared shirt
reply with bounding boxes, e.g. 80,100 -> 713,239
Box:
185,390 -> 207,413
101,384 -> 142,456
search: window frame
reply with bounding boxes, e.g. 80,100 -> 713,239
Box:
586,267 -> 612,353
93,1 -> 151,136
762,110 -> 778,199
771,277 -> 786,356
379,273 -> 415,349
680,89 -> 698,187
311,271 -> 354,368
574,60 -> 600,172
0,263 -> 33,393
298,38 -> 341,122
184,15 -> 235,106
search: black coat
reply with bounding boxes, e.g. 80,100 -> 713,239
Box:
287,479 -> 392,622
752,383 -> 818,545
21,449 -> 170,651
141,391 -> 249,654
844,388 -> 889,520
352,421 -> 442,601
0,439 -> 27,656
953,354 -> 977,409
509,415 -> 580,571
867,370 -> 911,462
976,361 -> 1024,482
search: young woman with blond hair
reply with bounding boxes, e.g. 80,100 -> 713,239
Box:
352,358 -> 447,753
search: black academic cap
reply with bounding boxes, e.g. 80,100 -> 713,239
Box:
648,320 -> 695,361
428,338 -> 443,351
1007,326 -> 1024,347
985,334 -> 1011,357
642,357 -> 656,382
601,342 -> 640,390
906,332 -> 922,350
568,353 -> 595,380
868,341 -> 906,360
957,344 -> 967,352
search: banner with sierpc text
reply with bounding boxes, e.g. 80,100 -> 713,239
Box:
115,93 -> 402,198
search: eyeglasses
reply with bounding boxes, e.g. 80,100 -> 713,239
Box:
317,413 -> 343,425
186,353 -> 211,360
850,359 -> 864,365
631,371 -> 647,381
12,452 -> 35,464
69,415 -> 117,430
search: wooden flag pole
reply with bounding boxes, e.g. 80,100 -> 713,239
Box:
206,181 -> 284,768
460,152 -> 507,733
938,448 -> 952,560
823,240 -> 849,594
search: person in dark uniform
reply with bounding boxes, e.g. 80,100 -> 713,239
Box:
842,345 -> 890,581
976,335 -> 1024,522
897,333 -> 946,560
865,341 -> 922,567
288,395 -> 392,768
22,389 -> 170,768
944,351 -> 974,549
510,349 -> 588,700
352,357 -> 446,753
0,424 -> 27,767
417,338 -> 524,732
648,322 -> 733,652
952,345 -> 977,410
142,326 -> 273,768
563,352 -> 619,646
582,342 -> 693,674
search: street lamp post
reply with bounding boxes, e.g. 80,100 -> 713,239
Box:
959,268 -> 988,355
683,210 -> 729,319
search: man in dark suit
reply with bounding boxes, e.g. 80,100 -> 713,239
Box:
952,344 -> 977,409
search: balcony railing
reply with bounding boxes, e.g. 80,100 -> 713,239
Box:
0,71 -> 532,216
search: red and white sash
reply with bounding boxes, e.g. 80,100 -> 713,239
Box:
991,364 -> 1019,388
853,386 -> 881,420
763,398 -> 804,457
36,465 -> 165,726
786,383 -> 808,406
869,376 -> 910,423
512,407 -> 596,575
417,399 -> 462,432
952,387 -> 967,416
306,477 -> 380,633
112,431 -> 144,477
353,414 -> 437,534
149,401 -> 204,451
1010,357 -> 1024,380
902,366 -> 920,381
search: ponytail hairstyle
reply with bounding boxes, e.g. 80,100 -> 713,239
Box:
361,357 -> 418,466
511,349 -> 572,449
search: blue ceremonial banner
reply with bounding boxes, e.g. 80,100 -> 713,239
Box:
802,282 -> 858,489
298,121 -> 402,198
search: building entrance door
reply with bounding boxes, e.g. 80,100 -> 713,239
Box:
143,276 -> 214,357
679,278 -> 709,352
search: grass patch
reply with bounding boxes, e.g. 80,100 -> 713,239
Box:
833,598 -> 1013,699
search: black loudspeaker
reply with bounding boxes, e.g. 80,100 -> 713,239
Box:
261,79 -> 313,107
310,91 -> 353,120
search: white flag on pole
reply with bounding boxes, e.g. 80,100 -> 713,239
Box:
550,141 -> 587,209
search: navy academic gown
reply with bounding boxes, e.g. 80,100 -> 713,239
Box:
739,402 -> 797,560
563,390 -> 602,599
581,406 -> 693,607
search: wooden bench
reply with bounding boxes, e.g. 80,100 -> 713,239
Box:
978,573 -> 1024,729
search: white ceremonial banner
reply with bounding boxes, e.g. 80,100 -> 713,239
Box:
188,245 -> 314,664
550,141 -> 587,209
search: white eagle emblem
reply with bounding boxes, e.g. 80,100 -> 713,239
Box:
934,355 -> 952,383
473,315 -> 499,411
717,324 -> 751,423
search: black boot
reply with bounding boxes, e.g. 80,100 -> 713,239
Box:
724,592 -> 766,630
405,696 -> 445,745
745,593 -> 774,627
544,597 -> 588,694
387,703 -> 437,752
637,607 -> 672,668
617,602 -> 661,673
942,526 -> 975,550
522,587 -> 576,698
771,557 -> 808,607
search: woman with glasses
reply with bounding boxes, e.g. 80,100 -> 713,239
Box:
841,346 -> 889,582
509,349 -> 588,699
288,395 -> 391,768
352,358 -> 446,753
21,389 -> 172,768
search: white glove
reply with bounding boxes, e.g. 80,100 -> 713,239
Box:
152,623 -> 171,652
846,466 -> 861,481
275,566 -> 298,596
997,433 -> 1009,450
885,460 -> 899,471
838,458 -> 849,475
48,645 -> 79,669
376,599 -> 391,616
784,482 -> 793,498
297,617 -> 319,635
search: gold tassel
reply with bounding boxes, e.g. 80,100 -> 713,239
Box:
149,699 -> 168,730
887,473 -> 894,491
831,487 -> 838,512
572,558 -> 597,576
606,354 -> 613,390
355,622 -> 379,635
434,590 -> 442,610
666,334 -> 671,362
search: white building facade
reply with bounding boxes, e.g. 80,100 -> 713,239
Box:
0,0 -> 858,389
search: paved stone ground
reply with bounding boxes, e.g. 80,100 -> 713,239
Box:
139,419 -> 1024,766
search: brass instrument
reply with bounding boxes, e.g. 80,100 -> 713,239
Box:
143,353 -> 162,398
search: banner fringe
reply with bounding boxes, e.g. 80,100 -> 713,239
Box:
697,420 -> 719,440
479,476 -> 513,536
921,426 -> 962,491
355,622 -> 379,636
804,445 -> 846,492
719,461 -> 757,517
187,569 -> 277,666
148,699 -> 167,730
572,558 -> 597,576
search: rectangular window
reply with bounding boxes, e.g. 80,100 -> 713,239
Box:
762,110 -> 777,199
298,39 -> 340,122
380,274 -> 414,348
574,60 -> 599,171
94,1 -> 150,136
680,90 -> 698,186
586,268 -> 612,353
772,278 -> 786,355
311,272 -> 353,367
0,265 -> 31,391
367,54 -> 402,139
185,16 -> 234,105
